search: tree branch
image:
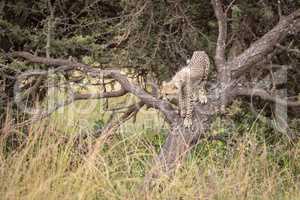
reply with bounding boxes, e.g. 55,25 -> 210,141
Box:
211,0 -> 227,69
12,51 -> 179,124
11,51 -> 89,69
233,87 -> 300,107
45,0 -> 55,58
211,0 -> 230,110
231,9 -> 300,77
276,44 -> 300,55
73,89 -> 127,100
107,72 -> 179,123
29,89 -> 127,121
94,101 -> 145,140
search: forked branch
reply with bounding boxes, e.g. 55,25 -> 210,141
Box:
231,9 -> 300,77
11,52 -> 179,124
233,88 -> 300,107
211,0 -> 227,69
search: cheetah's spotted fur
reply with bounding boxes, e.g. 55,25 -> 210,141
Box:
161,51 -> 210,128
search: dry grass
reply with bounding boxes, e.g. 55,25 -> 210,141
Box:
1,103 -> 300,200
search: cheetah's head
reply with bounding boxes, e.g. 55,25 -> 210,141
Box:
160,81 -> 179,101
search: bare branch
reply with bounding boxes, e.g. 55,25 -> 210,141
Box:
94,101 -> 145,139
10,88 -> 128,129
225,0 -> 237,14
276,44 -> 300,55
36,89 -> 127,119
107,72 -> 179,123
231,9 -> 300,77
45,0 -> 55,58
10,51 -> 88,69
74,89 -> 127,100
12,51 -> 179,123
277,0 -> 282,20
211,0 -> 230,110
211,0 -> 227,69
233,87 -> 300,107
87,102 -> 145,162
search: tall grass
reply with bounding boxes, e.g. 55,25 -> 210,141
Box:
1,104 -> 300,200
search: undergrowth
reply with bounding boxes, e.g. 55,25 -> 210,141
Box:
0,103 -> 300,200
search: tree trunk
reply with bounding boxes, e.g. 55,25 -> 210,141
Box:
144,85 -> 220,187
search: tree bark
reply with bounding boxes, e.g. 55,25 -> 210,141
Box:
144,4 -> 300,184
10,3 -> 300,189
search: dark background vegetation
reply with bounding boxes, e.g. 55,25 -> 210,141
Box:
0,1 -> 300,197
1,0 -> 299,132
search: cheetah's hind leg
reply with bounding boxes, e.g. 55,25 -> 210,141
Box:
183,85 -> 193,128
178,83 -> 186,118
183,117 -> 192,128
198,89 -> 207,104
196,83 -> 207,104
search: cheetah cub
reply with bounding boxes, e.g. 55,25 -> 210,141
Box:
161,51 -> 210,128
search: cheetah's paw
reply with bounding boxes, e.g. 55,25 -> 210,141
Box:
198,95 -> 208,104
183,117 -> 192,128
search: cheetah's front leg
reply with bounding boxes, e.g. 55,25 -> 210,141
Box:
183,101 -> 193,128
183,85 -> 193,128
178,84 -> 186,118
195,82 -> 207,104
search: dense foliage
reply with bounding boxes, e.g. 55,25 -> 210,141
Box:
1,1 -> 300,198
0,0 -> 299,146
0,0 -> 299,138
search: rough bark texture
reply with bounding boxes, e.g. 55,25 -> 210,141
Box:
146,4 -> 300,179
10,1 -> 300,187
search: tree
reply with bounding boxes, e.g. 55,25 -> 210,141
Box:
1,0 -> 300,186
